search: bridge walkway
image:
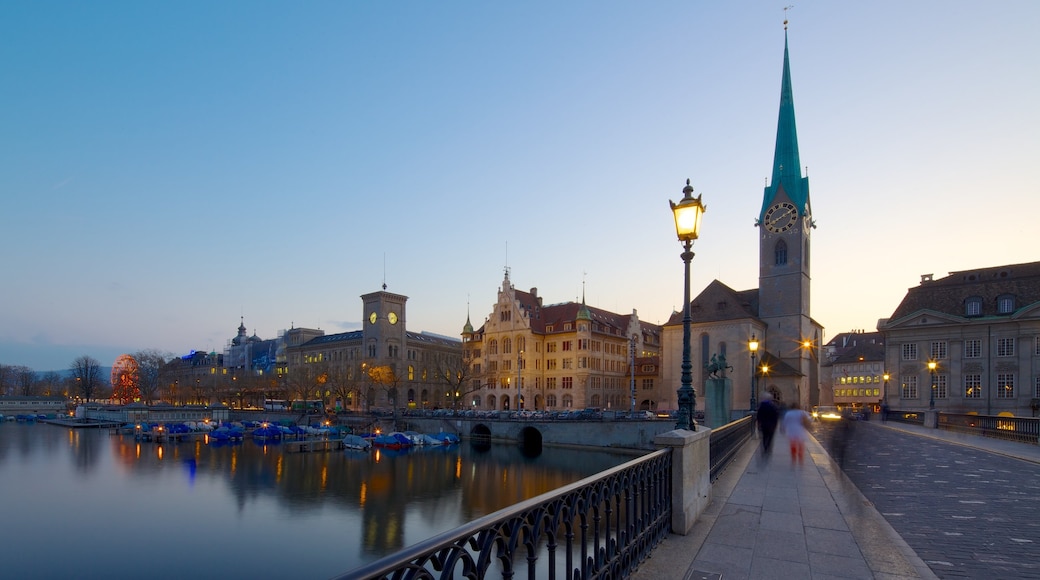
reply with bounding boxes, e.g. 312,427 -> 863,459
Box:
631,418 -> 1040,580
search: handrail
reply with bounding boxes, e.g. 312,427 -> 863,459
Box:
709,415 -> 754,482
336,448 -> 671,580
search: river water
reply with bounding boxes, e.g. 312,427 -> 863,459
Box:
0,422 -> 633,579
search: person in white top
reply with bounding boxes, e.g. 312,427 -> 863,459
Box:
780,401 -> 812,466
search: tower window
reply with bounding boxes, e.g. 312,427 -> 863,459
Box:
774,240 -> 788,265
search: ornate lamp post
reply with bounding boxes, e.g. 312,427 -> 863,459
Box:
928,361 -> 937,409
748,334 -> 760,411
670,179 -> 706,431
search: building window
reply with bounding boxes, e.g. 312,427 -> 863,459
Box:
774,240 -> 787,266
1035,336 -> 1040,357
562,358 -> 573,369
562,377 -> 573,389
546,394 -> 557,408
964,339 -> 982,359
902,343 -> 918,361
564,323 -> 572,331
1035,376 -> 1040,398
500,310 -> 511,322
487,395 -> 496,408
965,297 -> 982,316
502,338 -> 511,354
964,374 -> 982,399
488,339 -> 498,355
546,359 -> 557,370
562,394 -> 573,408
642,378 -> 654,390
997,338 -> 1015,357
934,374 -> 948,399
929,341 -> 947,360
547,342 -> 557,353
997,295 -> 1015,314
997,374 -> 1015,398
408,365 -> 414,380
901,375 -> 918,399
562,341 -> 573,351
578,357 -> 588,369
488,361 -> 497,372
578,339 -> 589,350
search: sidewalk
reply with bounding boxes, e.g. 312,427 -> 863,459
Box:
632,423 -> 941,580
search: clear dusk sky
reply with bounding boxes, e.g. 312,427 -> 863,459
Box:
3,1 -> 1038,372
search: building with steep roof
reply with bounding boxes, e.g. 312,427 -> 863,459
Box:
463,270 -> 661,412
879,262 -> 1040,416
661,27 -> 823,419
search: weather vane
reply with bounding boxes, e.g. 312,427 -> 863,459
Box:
784,5 -> 793,30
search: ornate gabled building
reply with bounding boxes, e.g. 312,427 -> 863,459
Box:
661,26 -> 823,419
284,287 -> 463,412
463,271 -> 661,412
879,262 -> 1040,417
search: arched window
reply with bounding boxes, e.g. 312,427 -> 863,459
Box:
408,365 -> 414,380
487,394 -> 496,409
591,394 -> 601,407
546,394 -> 557,408
517,336 -> 525,352
502,338 -> 512,354
775,240 -> 788,265
562,394 -> 574,408
488,339 -> 498,355
472,395 -> 482,408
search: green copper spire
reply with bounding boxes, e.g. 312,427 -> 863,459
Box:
760,29 -> 810,222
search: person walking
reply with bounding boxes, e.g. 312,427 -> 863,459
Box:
780,401 -> 813,466
755,392 -> 780,459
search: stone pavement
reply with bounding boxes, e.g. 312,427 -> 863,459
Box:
632,423 -> 947,580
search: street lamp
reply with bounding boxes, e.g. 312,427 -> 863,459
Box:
927,361 -> 937,409
748,334 -> 760,411
882,372 -> 890,404
670,179 -> 706,430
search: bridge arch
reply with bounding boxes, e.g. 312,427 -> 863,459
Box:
518,426 -> 543,456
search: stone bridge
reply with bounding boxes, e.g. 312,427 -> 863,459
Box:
398,416 -> 677,451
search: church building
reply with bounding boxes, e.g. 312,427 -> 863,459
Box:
661,26 -> 823,421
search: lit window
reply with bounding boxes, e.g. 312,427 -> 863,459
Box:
997,374 -> 1015,398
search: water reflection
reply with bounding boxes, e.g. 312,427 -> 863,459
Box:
0,422 -> 634,578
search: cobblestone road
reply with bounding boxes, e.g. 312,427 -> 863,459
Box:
815,421 -> 1040,579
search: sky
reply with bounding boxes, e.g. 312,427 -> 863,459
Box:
2,1 -> 1039,372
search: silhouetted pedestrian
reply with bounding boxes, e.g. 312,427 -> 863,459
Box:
756,393 -> 780,459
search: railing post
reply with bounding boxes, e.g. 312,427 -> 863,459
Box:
654,427 -> 711,535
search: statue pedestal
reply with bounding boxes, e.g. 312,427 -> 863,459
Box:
704,377 -> 732,429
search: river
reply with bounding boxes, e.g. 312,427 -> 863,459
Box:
0,421 -> 635,579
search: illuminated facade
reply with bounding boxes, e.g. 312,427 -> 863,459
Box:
462,271 -> 661,412
285,288 -> 463,411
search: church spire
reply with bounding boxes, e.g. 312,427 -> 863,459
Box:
760,27 -> 810,222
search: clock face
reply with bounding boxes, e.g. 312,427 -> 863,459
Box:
388,312 -> 398,325
764,202 -> 798,233
369,312 -> 377,324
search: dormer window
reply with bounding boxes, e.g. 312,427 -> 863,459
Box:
965,296 -> 982,317
997,295 -> 1015,314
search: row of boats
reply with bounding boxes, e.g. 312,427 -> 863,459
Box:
121,420 -> 461,452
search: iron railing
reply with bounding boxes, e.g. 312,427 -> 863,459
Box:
939,413 -> 1040,444
337,448 -> 672,580
709,415 -> 754,482
886,410 -> 925,426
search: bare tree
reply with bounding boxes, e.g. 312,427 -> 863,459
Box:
38,371 -> 63,396
367,364 -> 402,424
133,349 -> 172,405
438,356 -> 480,411
10,365 -> 37,396
70,355 -> 103,401
0,364 -> 13,396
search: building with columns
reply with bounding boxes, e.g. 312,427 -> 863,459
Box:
879,262 -> 1040,417
462,271 -> 662,412
661,27 -> 823,419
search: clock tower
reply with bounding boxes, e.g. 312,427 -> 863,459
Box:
362,286 -> 407,363
756,27 -> 818,406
